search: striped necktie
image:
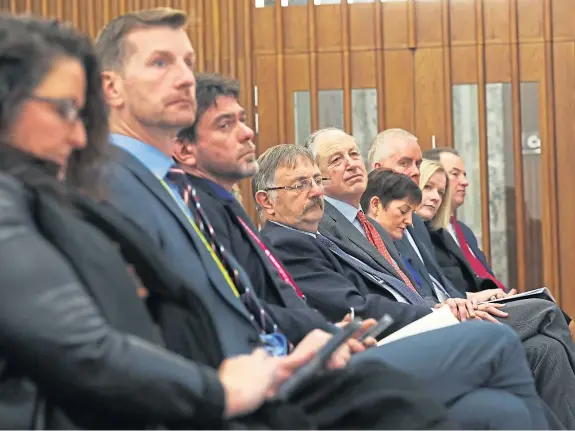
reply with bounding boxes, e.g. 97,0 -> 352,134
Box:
165,166 -> 279,334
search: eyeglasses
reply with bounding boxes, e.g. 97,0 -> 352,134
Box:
28,95 -> 84,124
264,177 -> 331,193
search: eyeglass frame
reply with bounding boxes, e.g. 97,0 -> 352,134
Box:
263,176 -> 331,193
28,95 -> 85,124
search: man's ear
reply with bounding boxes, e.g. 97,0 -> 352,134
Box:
255,190 -> 275,216
101,71 -> 124,109
373,161 -> 382,169
173,138 -> 197,166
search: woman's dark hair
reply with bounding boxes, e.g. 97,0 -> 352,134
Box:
0,13 -> 108,197
360,168 -> 422,211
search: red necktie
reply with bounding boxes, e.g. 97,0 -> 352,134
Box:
356,211 -> 418,292
450,216 -> 506,291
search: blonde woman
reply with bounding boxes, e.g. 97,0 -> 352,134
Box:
417,159 -> 452,231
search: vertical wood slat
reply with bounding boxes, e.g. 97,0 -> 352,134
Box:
25,0 -> 31,12
211,0 -> 220,72
441,0 -> 453,148
10,0 -> 16,13
41,0 -> 47,16
341,1 -> 352,133
239,0 -> 257,223
541,0 -> 560,298
194,0 -> 205,72
374,0 -> 385,132
475,0 -> 491,262
407,0 -> 416,49
227,0 -> 237,78
509,0 -> 527,293
71,0 -> 79,28
274,1 -> 285,143
308,0 -> 318,132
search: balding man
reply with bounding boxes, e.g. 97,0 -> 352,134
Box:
369,134 -> 575,428
368,128 -> 422,181
255,144 -> 550,430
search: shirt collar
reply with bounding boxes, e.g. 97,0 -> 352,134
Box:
324,196 -> 362,223
110,133 -> 173,179
270,221 -> 318,238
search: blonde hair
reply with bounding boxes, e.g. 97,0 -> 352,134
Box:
367,128 -> 418,171
419,159 -> 452,230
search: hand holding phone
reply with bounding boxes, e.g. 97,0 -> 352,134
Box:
359,314 -> 394,343
274,320 -> 362,401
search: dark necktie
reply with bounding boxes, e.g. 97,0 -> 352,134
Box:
316,234 -> 429,307
355,211 -> 418,292
450,216 -> 506,291
166,166 -> 279,334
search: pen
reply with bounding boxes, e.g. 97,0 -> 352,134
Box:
349,307 -> 355,320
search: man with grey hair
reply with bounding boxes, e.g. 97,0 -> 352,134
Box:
255,144 -> 552,430
367,128 -> 422,180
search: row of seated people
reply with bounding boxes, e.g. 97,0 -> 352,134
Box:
1,7 -> 574,430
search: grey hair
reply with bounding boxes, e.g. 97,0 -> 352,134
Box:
252,144 -> 315,216
303,127 -> 348,159
367,128 -> 418,171
422,147 -> 460,162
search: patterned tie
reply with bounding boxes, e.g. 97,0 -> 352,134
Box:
355,210 -> 418,292
450,216 -> 506,291
316,234 -> 429,307
165,166 -> 279,334
235,215 -> 306,300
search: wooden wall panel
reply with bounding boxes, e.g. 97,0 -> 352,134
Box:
315,5 -> 342,52
283,6 -> 308,54
255,55 -> 279,151
451,46 -> 478,84
483,0 -> 511,44
317,52 -> 343,90
350,51 -> 376,89
552,0 -> 575,41
382,2 -> 410,49
253,7 -> 275,55
517,0 -> 545,43
349,3 -> 375,51
414,48 -> 446,147
450,0 -> 477,46
384,50 -> 415,133
554,41 -> 575,315
415,0 -> 443,48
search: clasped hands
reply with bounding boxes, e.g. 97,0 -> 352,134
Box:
438,289 -> 518,323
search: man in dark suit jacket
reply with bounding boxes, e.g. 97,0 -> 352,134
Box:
96,13 -> 472,430
367,130 -> 575,427
169,73 -> 557,428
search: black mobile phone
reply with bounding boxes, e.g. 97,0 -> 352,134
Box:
359,314 -> 394,342
274,319 -> 362,401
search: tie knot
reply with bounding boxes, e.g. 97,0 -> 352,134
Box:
356,210 -> 368,223
165,165 -> 185,181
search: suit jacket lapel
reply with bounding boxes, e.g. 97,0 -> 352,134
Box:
440,228 -> 476,275
321,202 -> 402,279
193,178 -> 282,289
111,148 -> 253,320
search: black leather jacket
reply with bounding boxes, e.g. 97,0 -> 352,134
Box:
0,170 -> 226,428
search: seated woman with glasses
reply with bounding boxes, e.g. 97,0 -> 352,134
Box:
0,13 -> 301,429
